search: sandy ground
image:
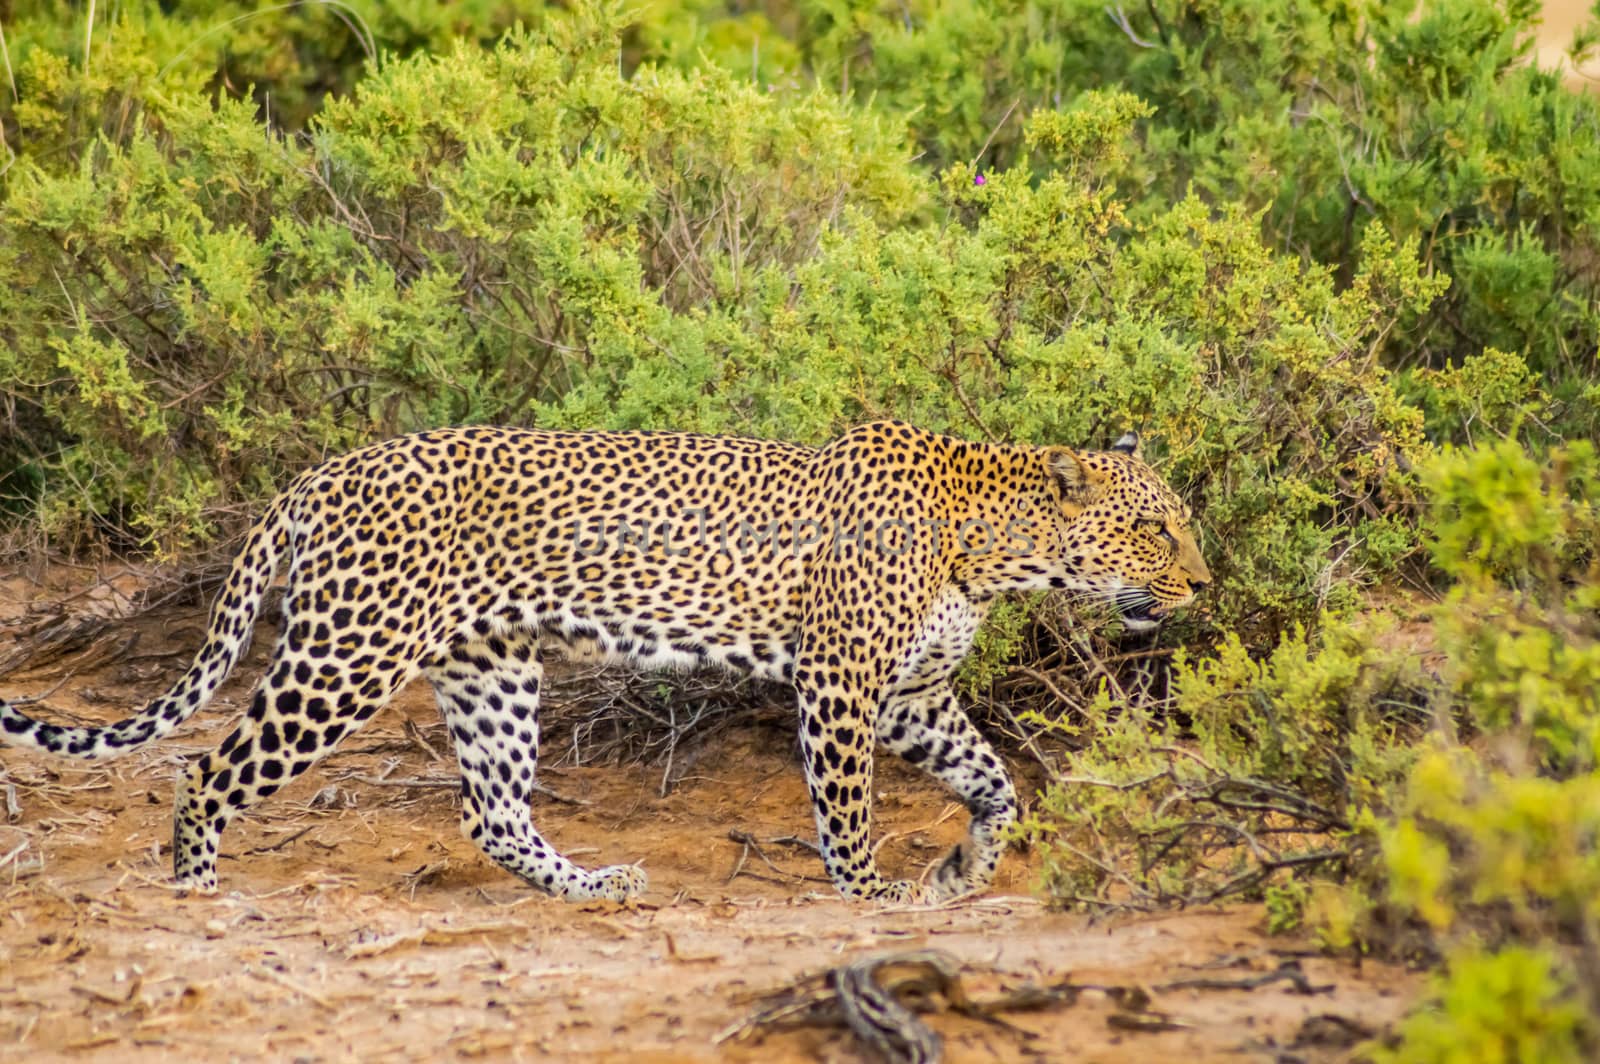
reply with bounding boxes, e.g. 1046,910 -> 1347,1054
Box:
0,574 -> 1418,1063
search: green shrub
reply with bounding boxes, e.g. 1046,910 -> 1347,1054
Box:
1017,615 -> 1429,910
1373,946 -> 1592,1064
1373,751 -> 1600,1061
1383,749 -> 1600,945
3,29 -> 1439,654
1016,438 -> 1600,1064
1402,346 -> 1546,447
0,21 -> 919,557
1352,440 -> 1600,1057
633,0 -> 1600,440
0,0 -> 565,143
1425,439 -> 1600,770
548,100 -> 1444,640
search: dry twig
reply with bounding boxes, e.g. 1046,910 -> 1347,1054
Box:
717,949 -> 1173,1063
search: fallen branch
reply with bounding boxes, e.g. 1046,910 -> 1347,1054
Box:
240,825 -> 316,856
724,829 -> 829,885
346,775 -> 457,789
1158,960 -> 1334,996
344,921 -> 530,959
717,949 -> 1176,1063
530,779 -> 592,807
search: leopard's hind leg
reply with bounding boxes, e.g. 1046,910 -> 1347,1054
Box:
427,632 -> 646,901
173,633 -> 416,891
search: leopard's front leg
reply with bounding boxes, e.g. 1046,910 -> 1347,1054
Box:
789,479 -> 959,905
794,675 -> 935,905
792,580 -> 937,904
878,681 -> 1017,897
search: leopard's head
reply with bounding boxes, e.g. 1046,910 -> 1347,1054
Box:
1043,433 -> 1210,631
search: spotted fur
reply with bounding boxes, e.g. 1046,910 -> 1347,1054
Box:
1,421 -> 1209,903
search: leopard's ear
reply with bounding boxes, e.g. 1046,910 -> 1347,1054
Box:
1110,431 -> 1143,461
1045,447 -> 1103,504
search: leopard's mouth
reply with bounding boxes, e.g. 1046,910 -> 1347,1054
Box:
1113,590 -> 1168,630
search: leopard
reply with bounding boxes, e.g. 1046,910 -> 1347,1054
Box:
1,420 -> 1210,904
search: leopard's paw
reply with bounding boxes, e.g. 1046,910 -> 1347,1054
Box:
865,878 -> 939,906
929,842 -> 971,899
576,863 -> 648,901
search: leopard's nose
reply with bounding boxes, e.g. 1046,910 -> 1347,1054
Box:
1188,578 -> 1210,593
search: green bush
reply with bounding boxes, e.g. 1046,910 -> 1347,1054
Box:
1426,439 -> 1600,769
1017,616 -> 1429,910
1354,440 -> 1600,1058
545,105 -> 1443,641
0,0 -> 563,143
1374,946 -> 1592,1064
1373,752 -> 1600,1061
1022,439 -> 1600,1054
0,20 -> 919,557
1383,749 -> 1600,947
2,28 -> 1439,653
633,0 -> 1600,440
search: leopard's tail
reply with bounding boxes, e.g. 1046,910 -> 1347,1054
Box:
0,491 -> 295,760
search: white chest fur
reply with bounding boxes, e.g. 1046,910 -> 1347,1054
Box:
892,588 -> 986,690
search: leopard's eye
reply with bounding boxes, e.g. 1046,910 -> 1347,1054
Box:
1139,518 -> 1175,545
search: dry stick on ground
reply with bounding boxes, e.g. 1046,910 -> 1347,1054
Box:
724,829 -> 830,886
1,675 -> 76,711
0,840 -> 29,872
344,921 -> 531,960
717,948 -> 1182,1063
346,775 -> 458,789
238,825 -> 317,857
723,834 -> 785,887
401,718 -> 443,762
1159,960 -> 1334,996
767,834 -> 822,856
527,779 -> 593,807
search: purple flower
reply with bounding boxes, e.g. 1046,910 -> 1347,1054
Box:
974,173 -> 987,186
